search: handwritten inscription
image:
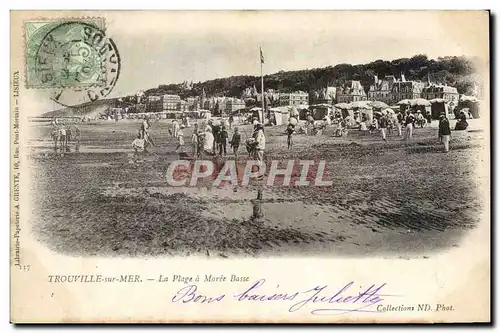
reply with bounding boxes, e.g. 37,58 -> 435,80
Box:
172,285 -> 225,304
172,278 -> 395,315
43,274 -> 451,315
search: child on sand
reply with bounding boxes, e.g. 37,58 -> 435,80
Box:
175,124 -> 185,153
219,126 -> 228,156
230,127 -> 241,157
132,134 -> 145,161
191,124 -> 199,157
286,122 -> 295,148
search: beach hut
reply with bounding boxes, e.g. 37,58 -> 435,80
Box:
457,96 -> 481,119
310,104 -> 332,120
429,98 -> 449,119
334,102 -> 351,110
368,101 -> 389,110
397,99 -> 412,113
349,101 -> 373,122
295,105 -> 311,120
334,102 -> 352,118
269,107 -> 290,125
409,98 -> 431,114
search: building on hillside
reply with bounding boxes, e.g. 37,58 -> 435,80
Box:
203,98 -> 215,112
217,97 -> 228,115
177,100 -> 189,112
390,74 -> 425,103
367,76 -> 394,104
225,98 -> 246,114
161,94 -> 181,111
264,90 -> 280,107
279,91 -> 309,106
384,75 -> 397,83
200,88 -> 207,108
311,86 -> 337,105
136,90 -> 145,104
336,81 -> 367,103
422,83 -> 459,103
186,97 -> 199,111
146,95 -> 162,112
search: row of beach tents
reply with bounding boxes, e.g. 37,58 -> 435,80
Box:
244,95 -> 481,124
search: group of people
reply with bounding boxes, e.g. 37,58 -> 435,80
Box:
188,120 -> 242,158
384,110 -> 452,152
130,106 -> 454,165
132,116 -> 155,159
357,109 -> 452,152
454,111 -> 469,131
50,120 -> 81,153
361,110 -> 421,141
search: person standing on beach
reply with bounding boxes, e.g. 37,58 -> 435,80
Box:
172,119 -> 180,139
286,122 -> 295,149
175,125 -> 186,153
191,123 -> 199,157
203,126 -> 215,156
59,126 -> 67,152
438,113 -> 451,152
219,126 -> 228,156
404,112 -> 415,141
212,122 -> 221,154
132,133 -> 145,161
139,116 -> 149,139
397,112 -> 403,136
230,127 -> 241,158
71,125 -> 81,152
379,114 -> 388,142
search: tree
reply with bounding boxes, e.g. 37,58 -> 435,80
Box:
140,55 -> 480,101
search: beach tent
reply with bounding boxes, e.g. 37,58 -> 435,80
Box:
409,98 -> 431,114
349,101 -> 372,110
429,99 -> 448,119
310,104 -> 332,120
298,108 -> 310,120
360,109 -> 374,122
397,99 -> 412,113
333,103 -> 351,118
456,99 -> 480,119
269,107 -> 290,125
368,101 -> 389,110
347,101 -> 373,122
334,102 -> 351,110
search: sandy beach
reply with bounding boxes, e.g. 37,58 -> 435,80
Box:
26,118 -> 487,259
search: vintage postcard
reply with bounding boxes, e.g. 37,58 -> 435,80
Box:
10,10 -> 490,323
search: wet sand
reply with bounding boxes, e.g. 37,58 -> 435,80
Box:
27,119 -> 486,258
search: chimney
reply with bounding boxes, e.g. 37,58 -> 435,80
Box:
374,74 -> 379,85
401,72 -> 406,82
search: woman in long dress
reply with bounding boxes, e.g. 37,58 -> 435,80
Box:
360,120 -> 368,135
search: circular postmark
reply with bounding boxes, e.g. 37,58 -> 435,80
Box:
32,21 -> 121,108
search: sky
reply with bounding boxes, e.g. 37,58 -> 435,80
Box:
105,10 -> 488,98
19,10 -> 489,114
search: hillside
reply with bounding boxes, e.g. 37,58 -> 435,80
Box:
147,54 -> 483,99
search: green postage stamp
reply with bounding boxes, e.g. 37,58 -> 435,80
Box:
24,18 -> 107,88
